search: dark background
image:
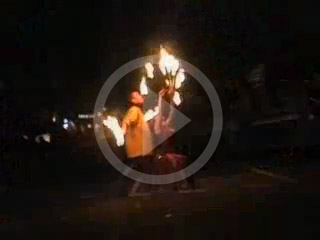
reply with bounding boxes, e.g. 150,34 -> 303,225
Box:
2,0 -> 320,115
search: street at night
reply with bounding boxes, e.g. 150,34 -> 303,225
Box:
2,0 -> 320,239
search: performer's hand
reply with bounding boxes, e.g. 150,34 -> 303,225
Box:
159,88 -> 166,97
168,87 -> 174,96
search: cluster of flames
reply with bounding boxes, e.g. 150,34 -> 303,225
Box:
104,46 -> 186,146
102,116 -> 124,147
142,46 -> 185,106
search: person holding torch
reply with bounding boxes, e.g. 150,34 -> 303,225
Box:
121,91 -> 154,196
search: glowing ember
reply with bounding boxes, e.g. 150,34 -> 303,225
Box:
173,91 -> 182,106
144,106 -> 159,122
145,62 -> 154,79
103,116 -> 124,146
140,76 -> 148,96
175,68 -> 185,89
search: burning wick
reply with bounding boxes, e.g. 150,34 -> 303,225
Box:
103,116 -> 124,146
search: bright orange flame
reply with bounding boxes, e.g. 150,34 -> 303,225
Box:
103,116 -> 124,146
172,58 -> 179,76
173,91 -> 182,106
140,76 -> 148,95
159,46 -> 179,77
175,68 -> 185,89
145,62 -> 154,79
159,46 -> 169,75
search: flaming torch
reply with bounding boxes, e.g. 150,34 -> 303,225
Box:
103,116 -> 124,147
172,91 -> 182,106
140,76 -> 148,96
103,46 -> 186,147
158,46 -> 186,104
145,62 -> 154,79
144,106 -> 159,122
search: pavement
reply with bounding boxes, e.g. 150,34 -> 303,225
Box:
1,165 -> 320,240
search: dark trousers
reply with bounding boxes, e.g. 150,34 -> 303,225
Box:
118,155 -> 152,197
130,155 -> 152,174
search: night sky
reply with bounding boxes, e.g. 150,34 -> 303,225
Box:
2,0 -> 320,116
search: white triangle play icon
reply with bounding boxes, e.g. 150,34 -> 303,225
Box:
142,88 -> 191,153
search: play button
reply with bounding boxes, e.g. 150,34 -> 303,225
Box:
142,87 -> 191,153
94,55 -> 223,184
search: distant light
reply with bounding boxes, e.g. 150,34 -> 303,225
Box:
35,133 -> 51,143
22,135 -> 29,140
308,114 -> 315,120
63,118 -> 68,124
63,123 -> 69,129
52,116 -> 56,123
42,134 -> 51,143
78,114 -> 94,119
87,123 -> 92,129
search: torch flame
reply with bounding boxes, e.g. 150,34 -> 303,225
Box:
173,91 -> 182,106
145,62 -> 154,79
159,47 -> 169,75
140,76 -> 148,96
103,116 -> 124,146
159,46 -> 179,77
164,55 -> 175,74
172,58 -> 180,76
175,68 -> 185,89
144,106 -> 159,122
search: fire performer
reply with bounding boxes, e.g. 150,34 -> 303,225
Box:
122,91 -> 154,195
154,87 -> 188,190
